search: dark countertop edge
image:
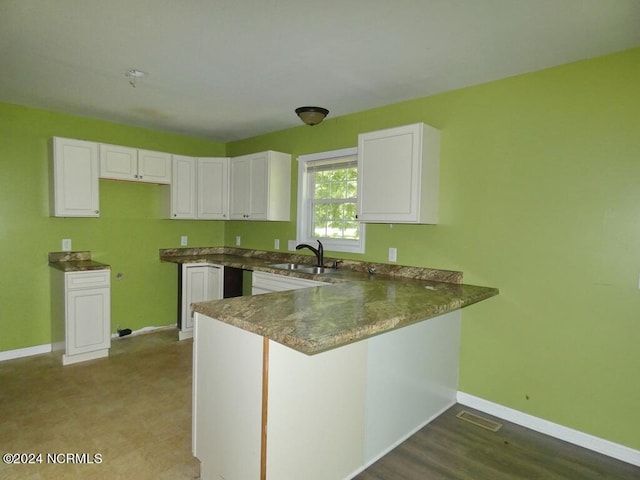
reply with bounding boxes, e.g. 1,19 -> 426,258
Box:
159,247 -> 464,284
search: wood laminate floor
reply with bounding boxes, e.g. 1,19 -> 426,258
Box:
354,405 -> 639,480
1,329 -> 638,479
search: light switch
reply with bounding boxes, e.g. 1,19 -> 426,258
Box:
388,247 -> 397,262
180,235 -> 188,246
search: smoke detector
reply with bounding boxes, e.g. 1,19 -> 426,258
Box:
125,69 -> 147,88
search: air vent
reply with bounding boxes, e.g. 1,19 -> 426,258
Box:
456,410 -> 503,432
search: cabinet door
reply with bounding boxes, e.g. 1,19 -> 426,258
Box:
230,151 -> 291,221
66,287 -> 111,356
51,137 -> 100,217
182,265 -> 223,335
357,123 -> 439,224
247,154 -> 269,220
137,149 -> 172,184
197,157 -> 229,219
170,155 -> 197,219
229,157 -> 249,219
358,124 -> 420,223
99,144 -> 138,181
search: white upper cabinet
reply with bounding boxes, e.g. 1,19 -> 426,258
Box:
229,151 -> 291,221
357,123 -> 440,224
138,149 -> 172,183
168,156 -> 229,220
197,157 -> 229,219
98,144 -> 137,181
99,144 -> 171,184
50,137 -> 100,217
229,156 -> 250,219
169,155 -> 197,219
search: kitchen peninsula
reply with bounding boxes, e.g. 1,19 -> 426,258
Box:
160,248 -> 498,480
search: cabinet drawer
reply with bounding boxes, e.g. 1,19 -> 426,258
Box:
252,271 -> 327,293
65,270 -> 110,289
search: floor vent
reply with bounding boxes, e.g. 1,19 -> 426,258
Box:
456,410 -> 503,432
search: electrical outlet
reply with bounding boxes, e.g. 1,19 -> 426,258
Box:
388,247 -> 397,262
274,239 -> 280,250
62,238 -> 72,251
288,240 -> 297,251
180,235 -> 188,246
235,236 -> 241,246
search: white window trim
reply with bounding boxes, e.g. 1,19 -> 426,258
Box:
297,147 -> 365,254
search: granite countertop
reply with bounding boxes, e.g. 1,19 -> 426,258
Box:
160,247 -> 498,355
48,251 -> 110,272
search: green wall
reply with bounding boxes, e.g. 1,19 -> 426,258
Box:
1,48 -> 638,451
0,104 -> 226,350
226,48 -> 640,450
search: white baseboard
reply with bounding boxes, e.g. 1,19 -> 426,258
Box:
0,343 -> 52,362
110,324 -> 175,339
457,391 -> 640,467
1,325 -> 177,362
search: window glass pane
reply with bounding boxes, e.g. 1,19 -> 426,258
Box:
313,167 -> 357,201
346,180 -> 357,198
309,164 -> 359,241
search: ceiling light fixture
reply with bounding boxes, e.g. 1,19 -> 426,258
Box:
295,106 -> 329,126
125,69 -> 147,88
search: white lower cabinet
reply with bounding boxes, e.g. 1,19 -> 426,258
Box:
50,269 -> 111,365
179,264 -> 223,340
251,271 -> 327,295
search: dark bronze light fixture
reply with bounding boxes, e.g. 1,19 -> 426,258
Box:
295,106 -> 329,126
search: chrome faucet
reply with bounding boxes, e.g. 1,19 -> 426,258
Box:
295,240 -> 324,267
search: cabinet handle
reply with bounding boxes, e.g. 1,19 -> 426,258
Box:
139,175 -> 143,179
95,210 -> 99,214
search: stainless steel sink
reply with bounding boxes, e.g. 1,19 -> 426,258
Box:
269,263 -> 302,270
268,263 -> 338,274
298,266 -> 335,274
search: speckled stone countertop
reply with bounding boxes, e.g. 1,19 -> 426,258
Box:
48,251 -> 110,272
160,247 -> 498,355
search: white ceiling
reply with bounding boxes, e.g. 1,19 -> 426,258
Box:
1,1 -> 639,142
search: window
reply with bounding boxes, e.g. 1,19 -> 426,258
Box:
297,147 -> 365,253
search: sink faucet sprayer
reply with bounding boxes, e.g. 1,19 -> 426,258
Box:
295,240 -> 324,267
